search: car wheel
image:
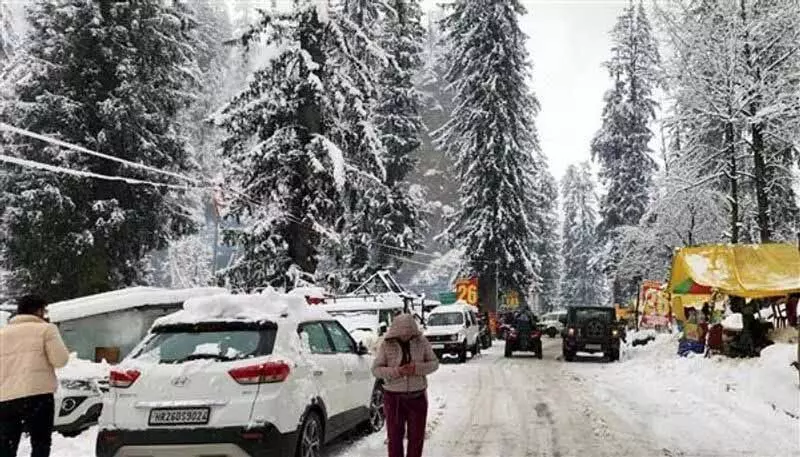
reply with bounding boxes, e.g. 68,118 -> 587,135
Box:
458,345 -> 468,363
472,340 -> 481,357
58,430 -> 83,438
563,348 -> 575,362
536,343 -> 543,360
504,344 -> 513,358
365,384 -> 385,433
608,349 -> 620,362
296,411 -> 323,457
487,336 -> 493,348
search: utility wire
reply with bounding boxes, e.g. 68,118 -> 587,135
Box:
0,122 -> 202,185
0,154 -> 203,190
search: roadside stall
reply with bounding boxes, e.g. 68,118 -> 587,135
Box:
667,243 -> 800,358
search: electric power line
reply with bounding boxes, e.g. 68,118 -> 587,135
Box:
0,122 -> 202,185
0,153 -> 204,190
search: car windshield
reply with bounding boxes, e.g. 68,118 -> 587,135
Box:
131,322 -> 277,364
574,309 -> 614,323
427,312 -> 464,326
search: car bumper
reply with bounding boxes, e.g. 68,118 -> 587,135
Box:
54,402 -> 102,436
96,425 -> 298,457
431,342 -> 465,356
563,339 -> 620,353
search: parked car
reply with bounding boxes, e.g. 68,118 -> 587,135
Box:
96,293 -> 384,457
54,373 -> 107,437
423,303 -> 481,363
540,310 -> 567,338
320,297 -> 403,352
561,306 -> 622,362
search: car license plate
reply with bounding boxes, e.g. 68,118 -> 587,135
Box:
585,344 -> 602,351
149,407 -> 210,426
431,344 -> 445,349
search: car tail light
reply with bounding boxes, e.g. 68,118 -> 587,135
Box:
229,362 -> 291,385
109,369 -> 141,388
306,296 -> 325,305
98,430 -> 119,443
533,331 -> 542,338
567,328 -> 575,336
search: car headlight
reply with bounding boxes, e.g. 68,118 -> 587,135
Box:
60,379 -> 95,392
450,334 -> 459,342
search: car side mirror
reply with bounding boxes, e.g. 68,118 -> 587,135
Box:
379,322 -> 388,336
465,320 -> 471,328
357,341 -> 369,356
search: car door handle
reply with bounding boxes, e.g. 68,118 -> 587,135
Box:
313,369 -> 324,377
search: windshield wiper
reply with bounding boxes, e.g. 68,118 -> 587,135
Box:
167,353 -> 236,364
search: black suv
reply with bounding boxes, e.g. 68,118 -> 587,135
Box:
560,306 -> 621,362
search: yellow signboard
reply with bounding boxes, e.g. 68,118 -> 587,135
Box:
455,278 -> 479,305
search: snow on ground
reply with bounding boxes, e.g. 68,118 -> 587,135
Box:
580,333 -> 799,456
26,336 -> 800,457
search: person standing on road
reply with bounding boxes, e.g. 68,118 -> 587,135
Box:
372,313 -> 439,457
0,295 -> 70,457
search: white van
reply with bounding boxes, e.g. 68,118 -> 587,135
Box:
423,303 -> 481,363
318,297 -> 404,352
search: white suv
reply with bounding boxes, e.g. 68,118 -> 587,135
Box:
423,303 -> 481,363
96,293 -> 384,457
540,310 -> 567,338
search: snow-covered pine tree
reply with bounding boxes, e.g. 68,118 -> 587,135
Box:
217,2 -> 344,289
436,0 -> 546,310
370,0 -> 428,274
591,0 -> 660,303
332,0 -> 392,284
560,163 -> 605,307
1,0 -> 200,301
533,169 -> 561,312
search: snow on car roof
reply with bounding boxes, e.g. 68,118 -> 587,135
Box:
47,286 -> 229,323
427,303 -> 476,313
153,291 -> 332,327
319,296 -> 404,311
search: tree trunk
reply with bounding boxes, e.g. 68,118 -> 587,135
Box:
478,267 -> 498,313
751,123 -> 771,242
726,121 -> 740,243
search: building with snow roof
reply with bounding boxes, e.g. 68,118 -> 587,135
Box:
48,286 -> 228,363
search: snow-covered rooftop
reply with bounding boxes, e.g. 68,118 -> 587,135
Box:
48,286 -> 229,323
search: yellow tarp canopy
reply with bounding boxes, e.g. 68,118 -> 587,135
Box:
668,243 -> 800,299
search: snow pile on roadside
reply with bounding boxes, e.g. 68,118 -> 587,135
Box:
589,335 -> 799,456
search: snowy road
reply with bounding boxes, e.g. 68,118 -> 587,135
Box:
30,337 -> 799,457
330,337 -> 665,457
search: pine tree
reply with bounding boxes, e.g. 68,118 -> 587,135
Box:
334,0 -> 392,283
1,0 -> 200,301
370,0 -> 428,274
217,1 -> 391,289
591,0 -> 660,303
437,0 -> 546,310
533,169 -> 561,312
560,163 -> 605,307
217,2 -> 342,289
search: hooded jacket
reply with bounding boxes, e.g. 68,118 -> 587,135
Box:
371,313 -> 439,393
0,314 -> 70,402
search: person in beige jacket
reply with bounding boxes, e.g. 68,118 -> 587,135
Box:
372,313 -> 439,457
0,295 -> 70,457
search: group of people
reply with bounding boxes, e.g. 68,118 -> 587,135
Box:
0,295 -> 440,457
